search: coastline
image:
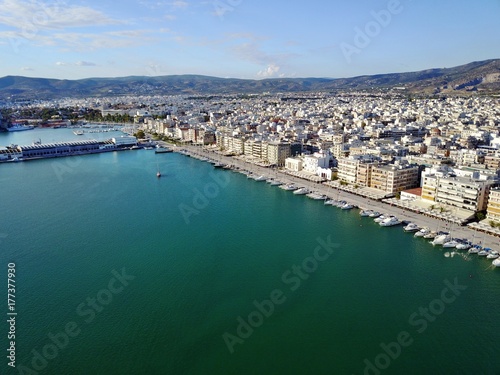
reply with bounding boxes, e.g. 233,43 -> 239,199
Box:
171,143 -> 500,254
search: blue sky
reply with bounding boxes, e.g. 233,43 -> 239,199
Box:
0,0 -> 498,80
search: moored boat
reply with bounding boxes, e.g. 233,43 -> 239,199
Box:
293,187 -> 310,195
360,209 -> 374,217
379,216 -> 401,227
403,223 -> 419,232
414,227 -> 431,237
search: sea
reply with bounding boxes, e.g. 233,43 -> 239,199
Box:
1,128 -> 499,375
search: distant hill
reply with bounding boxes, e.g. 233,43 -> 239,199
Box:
1,59 -> 499,99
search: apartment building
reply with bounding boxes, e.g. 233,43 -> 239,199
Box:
486,187 -> 500,223
370,164 -> 419,194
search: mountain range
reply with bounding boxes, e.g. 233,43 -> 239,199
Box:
1,59 -> 499,99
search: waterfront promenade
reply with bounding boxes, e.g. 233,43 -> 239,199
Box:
171,143 -> 500,253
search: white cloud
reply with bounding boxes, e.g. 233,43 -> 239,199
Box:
21,66 -> 34,71
0,0 -> 121,30
170,1 -> 188,9
75,61 -> 97,66
257,64 -> 281,78
55,61 -> 67,66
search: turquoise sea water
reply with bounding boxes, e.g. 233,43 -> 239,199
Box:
1,130 -> 500,374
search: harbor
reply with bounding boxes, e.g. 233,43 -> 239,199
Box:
172,143 -> 500,263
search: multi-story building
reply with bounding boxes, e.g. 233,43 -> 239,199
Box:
422,173 -> 496,212
370,163 -> 419,194
486,187 -> 500,223
337,155 -> 380,185
266,142 -> 291,166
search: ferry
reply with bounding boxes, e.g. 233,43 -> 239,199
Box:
7,124 -> 34,132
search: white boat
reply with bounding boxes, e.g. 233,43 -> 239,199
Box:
423,231 -> 437,240
73,129 -> 84,135
431,234 -> 451,246
468,245 -> 481,254
403,223 -> 420,232
443,239 -> 460,248
253,175 -> 267,181
414,227 -> 430,237
306,192 -> 327,200
369,211 -> 381,218
373,215 -> 387,223
279,184 -> 297,191
493,258 -> 500,267
486,251 -> 499,259
360,210 -> 373,217
478,248 -> 492,257
324,199 -> 337,206
268,180 -> 282,186
455,241 -> 471,250
379,217 -> 401,227
293,187 -> 310,195
341,203 -> 354,210
7,124 -> 34,132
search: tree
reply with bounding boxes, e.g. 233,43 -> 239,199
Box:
134,130 -> 145,139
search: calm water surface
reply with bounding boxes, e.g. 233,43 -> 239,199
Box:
0,130 -> 499,374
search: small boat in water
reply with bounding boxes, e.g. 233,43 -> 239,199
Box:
431,233 -> 451,246
403,223 -> 420,232
493,257 -> 500,267
293,187 -> 310,195
443,239 -> 460,248
340,203 -> 354,210
279,184 -> 297,191
486,251 -> 499,259
360,209 -> 374,217
414,227 -> 431,237
379,216 -> 401,227
468,245 -> 481,254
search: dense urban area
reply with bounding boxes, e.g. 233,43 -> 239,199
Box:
2,91 -> 500,234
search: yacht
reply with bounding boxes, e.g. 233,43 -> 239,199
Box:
73,129 -> 84,135
293,187 -> 310,195
268,180 -> 282,186
369,211 -> 381,218
423,231 -> 437,240
493,258 -> 500,267
341,203 -> 354,210
478,248 -> 492,257
373,214 -> 387,223
403,223 -> 420,232
486,251 -> 499,259
324,199 -> 337,206
431,233 -> 451,246
359,210 -> 374,217
414,227 -> 431,237
455,241 -> 471,250
379,217 -> 401,227
443,239 -> 460,248
468,245 -> 481,254
279,184 -> 297,191
253,175 -> 267,181
307,192 -> 327,200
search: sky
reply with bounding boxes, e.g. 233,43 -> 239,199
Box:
0,0 -> 498,80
